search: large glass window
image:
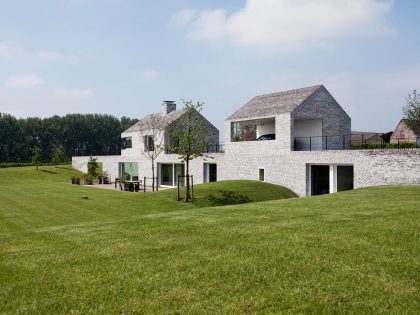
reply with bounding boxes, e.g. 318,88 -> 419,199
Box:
120,162 -> 139,180
161,164 -> 173,186
337,166 -> 354,192
160,163 -> 185,186
175,164 -> 185,186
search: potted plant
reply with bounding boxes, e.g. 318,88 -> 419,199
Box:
122,173 -> 132,191
71,176 -> 81,185
84,174 -> 94,185
103,171 -> 110,184
98,171 -> 110,184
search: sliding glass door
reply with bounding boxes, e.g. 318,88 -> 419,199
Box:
119,162 -> 139,181
160,163 -> 185,186
161,164 -> 173,186
174,164 -> 185,186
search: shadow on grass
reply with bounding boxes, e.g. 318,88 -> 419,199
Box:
40,169 -> 58,175
56,166 -> 73,170
198,190 -> 252,207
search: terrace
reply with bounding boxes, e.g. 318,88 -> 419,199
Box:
294,133 -> 420,151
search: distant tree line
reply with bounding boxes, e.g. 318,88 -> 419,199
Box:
0,113 -> 138,163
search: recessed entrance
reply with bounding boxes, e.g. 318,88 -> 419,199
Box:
204,163 -> 217,183
311,165 -> 330,195
259,168 -> 265,181
309,164 -> 354,196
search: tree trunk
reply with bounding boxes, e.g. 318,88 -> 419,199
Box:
151,159 -> 155,192
185,159 -> 190,202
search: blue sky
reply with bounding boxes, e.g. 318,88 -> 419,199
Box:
1,0 -> 419,133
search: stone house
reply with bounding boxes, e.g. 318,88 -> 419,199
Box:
390,119 -> 420,144
73,85 -> 420,196
73,101 -> 221,188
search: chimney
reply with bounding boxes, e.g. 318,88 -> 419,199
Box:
162,100 -> 176,115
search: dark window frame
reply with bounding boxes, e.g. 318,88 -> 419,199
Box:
122,137 -> 132,149
144,135 -> 155,152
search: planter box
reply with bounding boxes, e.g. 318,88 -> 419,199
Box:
71,178 -> 81,185
98,176 -> 110,184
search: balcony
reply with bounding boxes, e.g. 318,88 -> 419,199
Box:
294,134 -> 420,151
294,135 -> 351,151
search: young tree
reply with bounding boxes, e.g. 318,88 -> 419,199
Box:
51,147 -> 64,167
167,100 -> 216,202
403,90 -> 420,135
32,146 -> 42,170
137,114 -> 166,191
87,156 -> 99,178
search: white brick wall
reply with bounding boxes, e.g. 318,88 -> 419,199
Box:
217,149 -> 420,196
73,147 -> 420,197
72,87 -> 419,196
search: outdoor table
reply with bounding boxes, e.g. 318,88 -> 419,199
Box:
115,179 -> 143,191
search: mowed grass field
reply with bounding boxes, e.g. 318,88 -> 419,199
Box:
0,166 -> 419,314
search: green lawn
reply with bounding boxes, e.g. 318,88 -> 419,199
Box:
0,166 -> 419,313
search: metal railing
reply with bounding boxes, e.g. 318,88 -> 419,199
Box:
294,134 -> 420,151
165,144 -> 224,154
352,134 -> 419,150
294,135 -> 352,151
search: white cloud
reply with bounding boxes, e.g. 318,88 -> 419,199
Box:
53,88 -> 93,99
38,50 -> 80,63
0,41 -> 19,58
4,74 -> 45,88
175,0 -> 394,51
141,68 -> 160,80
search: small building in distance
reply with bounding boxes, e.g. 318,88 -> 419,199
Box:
390,119 -> 420,144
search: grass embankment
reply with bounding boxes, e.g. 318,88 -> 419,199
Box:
0,166 -> 419,313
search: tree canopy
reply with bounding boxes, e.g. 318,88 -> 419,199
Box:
167,100 -> 216,202
403,90 -> 420,135
0,113 -> 138,163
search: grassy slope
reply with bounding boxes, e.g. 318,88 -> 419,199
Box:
162,180 -> 297,207
0,166 -> 419,313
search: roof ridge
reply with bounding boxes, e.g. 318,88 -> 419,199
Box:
253,84 -> 323,99
226,85 -> 325,121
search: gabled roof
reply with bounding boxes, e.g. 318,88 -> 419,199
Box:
123,109 -> 186,133
226,85 -> 323,121
393,119 -> 419,136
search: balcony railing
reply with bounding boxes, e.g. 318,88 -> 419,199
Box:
165,144 -> 224,154
294,134 -> 420,151
294,135 -> 352,151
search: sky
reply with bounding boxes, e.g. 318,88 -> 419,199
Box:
1,0 -> 420,134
